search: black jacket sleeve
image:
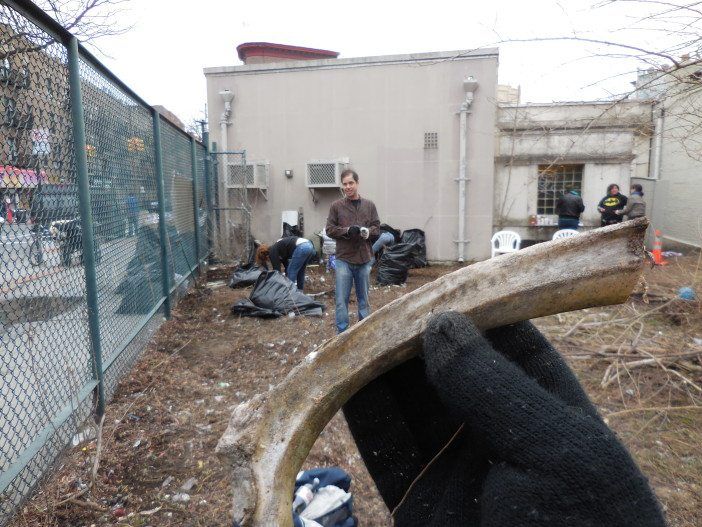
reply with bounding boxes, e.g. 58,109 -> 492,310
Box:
269,243 -> 283,271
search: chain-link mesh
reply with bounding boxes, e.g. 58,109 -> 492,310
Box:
0,4 -> 210,523
195,142 -> 208,261
161,120 -> 196,284
213,151 -> 252,264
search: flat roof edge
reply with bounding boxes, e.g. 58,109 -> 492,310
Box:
203,47 -> 499,75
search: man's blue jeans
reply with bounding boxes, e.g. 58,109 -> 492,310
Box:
287,241 -> 315,290
372,231 -> 395,255
334,259 -> 372,333
558,217 -> 580,230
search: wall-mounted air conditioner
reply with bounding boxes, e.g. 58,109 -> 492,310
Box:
226,161 -> 269,189
305,158 -> 349,188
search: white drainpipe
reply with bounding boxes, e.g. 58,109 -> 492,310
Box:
652,106 -> 664,180
457,76 -> 478,262
219,89 -> 234,250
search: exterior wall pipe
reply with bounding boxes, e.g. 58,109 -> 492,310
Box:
652,106 -> 664,180
456,76 -> 478,262
219,90 -> 234,253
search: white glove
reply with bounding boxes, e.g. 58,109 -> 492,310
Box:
360,227 -> 370,240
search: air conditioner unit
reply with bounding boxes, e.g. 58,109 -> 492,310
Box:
226,161 -> 269,189
306,158 -> 349,188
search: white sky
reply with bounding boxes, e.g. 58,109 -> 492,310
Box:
88,0 -> 680,124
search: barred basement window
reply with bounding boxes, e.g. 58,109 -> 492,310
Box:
424,132 -> 438,149
537,164 -> 583,215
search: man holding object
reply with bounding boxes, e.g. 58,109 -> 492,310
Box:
326,170 -> 380,333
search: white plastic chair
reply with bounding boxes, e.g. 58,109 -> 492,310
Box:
491,231 -> 521,258
552,229 -> 579,241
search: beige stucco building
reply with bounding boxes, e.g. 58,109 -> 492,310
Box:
205,44 -> 499,261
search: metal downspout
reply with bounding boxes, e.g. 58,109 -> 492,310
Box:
456,76 -> 478,262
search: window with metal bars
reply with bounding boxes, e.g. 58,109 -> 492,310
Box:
537,164 -> 583,215
424,131 -> 438,149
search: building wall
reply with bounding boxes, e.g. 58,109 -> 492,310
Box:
205,49 -> 499,261
494,100 -> 653,240
650,87 -> 702,248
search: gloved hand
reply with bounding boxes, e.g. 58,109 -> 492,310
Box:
347,225 -> 361,238
360,227 -> 370,240
343,312 -> 665,527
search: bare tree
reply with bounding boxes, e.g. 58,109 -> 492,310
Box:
1,0 -> 132,56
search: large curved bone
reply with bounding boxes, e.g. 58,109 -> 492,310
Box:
217,218 -> 648,526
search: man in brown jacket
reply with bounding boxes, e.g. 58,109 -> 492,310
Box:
326,170 -> 380,333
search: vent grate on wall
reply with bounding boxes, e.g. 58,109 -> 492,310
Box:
308,163 -> 337,186
424,131 -> 438,149
228,164 -> 255,186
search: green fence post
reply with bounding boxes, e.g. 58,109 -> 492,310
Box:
152,112 -> 171,318
202,129 -> 213,260
190,136 -> 202,269
211,142 -> 219,246
66,36 -> 105,417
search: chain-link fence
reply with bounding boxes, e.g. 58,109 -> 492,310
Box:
0,3 -> 210,523
211,149 -> 254,264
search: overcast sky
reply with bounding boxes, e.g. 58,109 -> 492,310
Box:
88,0 -> 679,124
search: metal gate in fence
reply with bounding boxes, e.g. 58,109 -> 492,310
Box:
209,147 -> 255,265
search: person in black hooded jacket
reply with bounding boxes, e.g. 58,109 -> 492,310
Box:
597,183 -> 628,226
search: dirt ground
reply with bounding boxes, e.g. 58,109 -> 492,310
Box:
10,251 -> 702,527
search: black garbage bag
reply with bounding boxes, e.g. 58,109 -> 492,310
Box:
283,222 -> 303,238
231,271 -> 324,318
376,243 -> 414,285
400,228 -> 427,268
228,263 -> 265,288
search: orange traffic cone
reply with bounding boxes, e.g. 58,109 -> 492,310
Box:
652,229 -> 667,266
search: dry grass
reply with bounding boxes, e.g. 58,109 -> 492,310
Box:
10,252 -> 702,526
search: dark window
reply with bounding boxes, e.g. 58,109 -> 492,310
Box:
537,164 -> 583,215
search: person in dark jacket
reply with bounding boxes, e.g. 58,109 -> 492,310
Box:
597,184 -> 628,226
616,184 -> 646,220
256,236 -> 315,291
326,169 -> 380,333
555,189 -> 584,230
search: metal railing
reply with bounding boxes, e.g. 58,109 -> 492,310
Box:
0,1 -> 211,523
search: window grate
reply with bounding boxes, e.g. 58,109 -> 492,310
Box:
307,163 -> 337,186
424,131 -> 438,149
537,164 -> 583,215
227,163 -> 255,187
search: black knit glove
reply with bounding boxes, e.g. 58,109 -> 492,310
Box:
343,312 -> 666,527
347,225 -> 361,238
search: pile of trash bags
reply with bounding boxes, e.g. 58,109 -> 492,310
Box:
376,227 -> 427,286
293,467 -> 356,527
231,271 -> 324,318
